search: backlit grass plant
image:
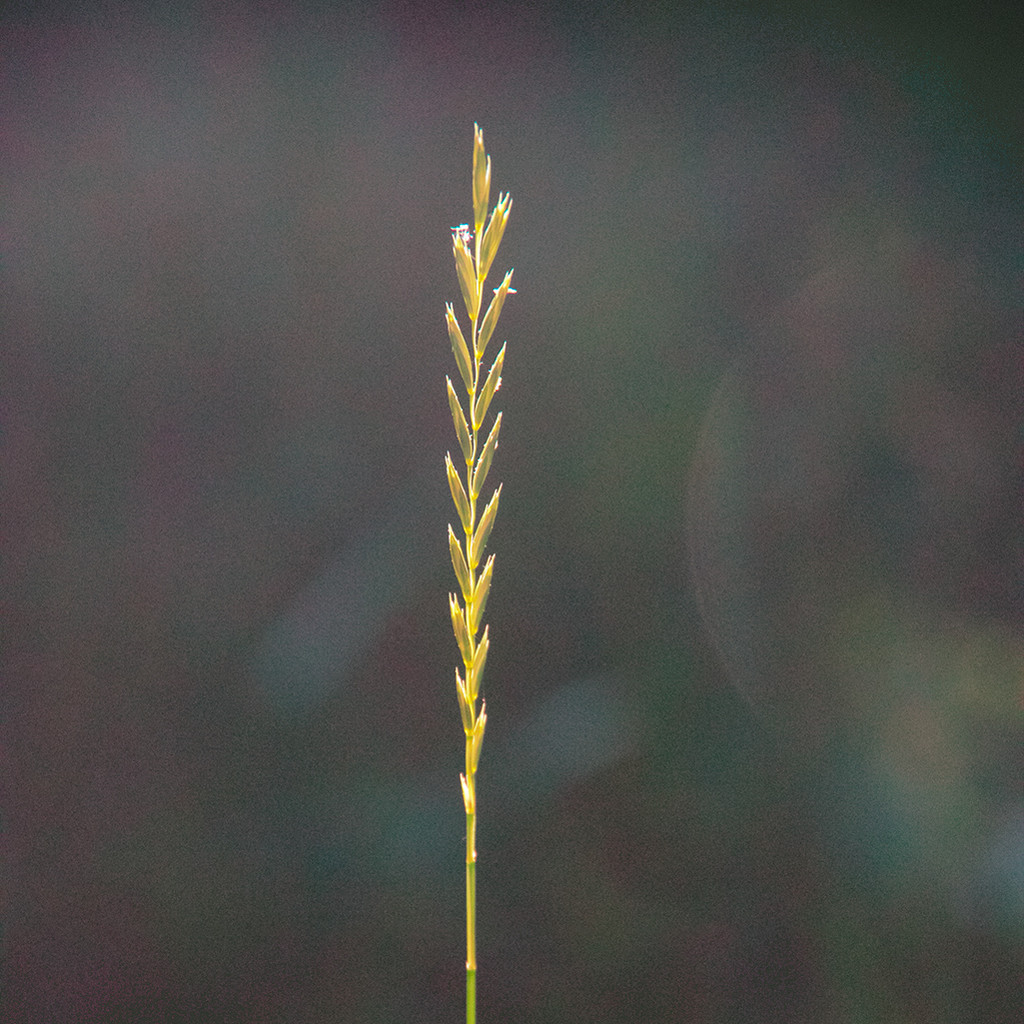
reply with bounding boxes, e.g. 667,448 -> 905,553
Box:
444,124 -> 514,1024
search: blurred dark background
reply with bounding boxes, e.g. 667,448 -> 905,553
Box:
2,1 -> 1021,1021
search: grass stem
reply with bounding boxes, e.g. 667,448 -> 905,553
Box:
445,124 -> 513,1024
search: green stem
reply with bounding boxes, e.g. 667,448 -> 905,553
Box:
466,248 -> 480,1024
467,806 -> 477,1023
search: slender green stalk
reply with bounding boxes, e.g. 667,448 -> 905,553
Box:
445,124 -> 514,1024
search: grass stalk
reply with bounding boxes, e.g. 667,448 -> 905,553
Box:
445,124 -> 514,1024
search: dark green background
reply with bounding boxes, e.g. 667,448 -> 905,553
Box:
3,2 -> 1021,1021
